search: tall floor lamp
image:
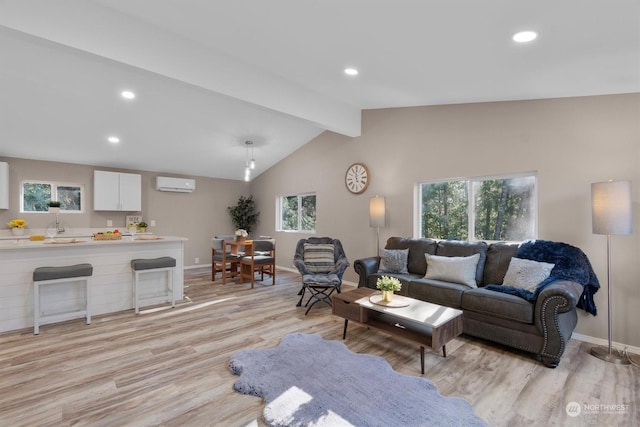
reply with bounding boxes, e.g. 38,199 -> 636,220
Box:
590,180 -> 632,364
370,196 -> 386,255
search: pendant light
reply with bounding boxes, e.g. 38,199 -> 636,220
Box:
244,140 -> 255,181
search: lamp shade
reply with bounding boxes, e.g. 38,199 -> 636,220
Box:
591,180 -> 632,235
369,196 -> 386,228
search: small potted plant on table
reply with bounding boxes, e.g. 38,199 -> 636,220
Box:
376,276 -> 402,302
235,229 -> 248,242
137,221 -> 148,233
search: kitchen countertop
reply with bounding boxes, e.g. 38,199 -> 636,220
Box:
0,235 -> 187,250
0,228 -> 155,241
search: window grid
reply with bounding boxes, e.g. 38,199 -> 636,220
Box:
21,181 -> 84,213
276,193 -> 316,233
417,173 -> 536,242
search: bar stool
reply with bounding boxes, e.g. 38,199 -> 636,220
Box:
33,263 -> 93,335
131,256 -> 177,314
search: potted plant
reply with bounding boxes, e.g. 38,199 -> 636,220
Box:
47,200 -> 61,213
137,221 -> 148,233
376,276 -> 402,302
228,195 -> 259,235
6,218 -> 27,236
234,229 -> 249,242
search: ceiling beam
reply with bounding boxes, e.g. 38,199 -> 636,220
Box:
0,0 -> 361,137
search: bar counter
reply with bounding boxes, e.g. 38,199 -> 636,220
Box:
0,236 -> 186,333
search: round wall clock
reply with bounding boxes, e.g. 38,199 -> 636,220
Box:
345,162 -> 370,194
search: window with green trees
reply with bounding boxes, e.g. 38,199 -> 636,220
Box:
419,174 -> 536,241
277,193 -> 316,232
21,181 -> 84,213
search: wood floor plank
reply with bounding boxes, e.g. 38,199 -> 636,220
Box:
0,267 -> 637,426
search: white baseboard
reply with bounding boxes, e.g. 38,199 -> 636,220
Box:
184,263 -> 212,270
571,332 -> 640,354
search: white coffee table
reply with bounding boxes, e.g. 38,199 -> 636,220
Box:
332,287 -> 463,374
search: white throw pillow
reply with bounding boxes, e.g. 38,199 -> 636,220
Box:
502,257 -> 555,292
424,253 -> 480,288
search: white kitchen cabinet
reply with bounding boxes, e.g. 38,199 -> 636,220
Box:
0,162 -> 8,209
94,170 -> 141,211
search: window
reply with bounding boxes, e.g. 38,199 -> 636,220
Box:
277,193 -> 316,232
21,181 -> 84,213
418,174 -> 536,241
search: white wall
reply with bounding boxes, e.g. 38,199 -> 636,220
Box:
251,93 -> 640,347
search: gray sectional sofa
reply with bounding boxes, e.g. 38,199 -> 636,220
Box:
354,237 -> 598,367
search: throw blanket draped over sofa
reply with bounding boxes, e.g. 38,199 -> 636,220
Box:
354,237 -> 599,367
485,240 -> 599,315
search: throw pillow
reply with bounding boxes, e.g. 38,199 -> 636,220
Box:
378,249 -> 409,274
303,243 -> 335,273
424,253 -> 481,288
502,257 -> 555,292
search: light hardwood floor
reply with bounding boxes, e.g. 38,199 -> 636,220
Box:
0,267 -> 637,427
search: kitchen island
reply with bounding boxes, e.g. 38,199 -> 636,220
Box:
0,236 -> 186,333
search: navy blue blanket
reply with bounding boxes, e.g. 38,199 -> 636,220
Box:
485,240 -> 599,315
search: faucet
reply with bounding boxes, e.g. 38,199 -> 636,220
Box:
56,214 -> 65,233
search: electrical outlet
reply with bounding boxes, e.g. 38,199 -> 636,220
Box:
107,220 -> 113,227
195,257 -> 199,264
150,220 -> 156,227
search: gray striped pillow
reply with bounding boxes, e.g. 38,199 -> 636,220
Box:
303,243 -> 335,273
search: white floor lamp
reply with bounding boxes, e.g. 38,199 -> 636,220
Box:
369,196 -> 386,255
590,180 -> 632,364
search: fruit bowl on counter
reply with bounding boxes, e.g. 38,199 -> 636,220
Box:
92,230 -> 122,240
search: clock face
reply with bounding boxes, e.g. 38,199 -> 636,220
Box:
345,163 -> 370,194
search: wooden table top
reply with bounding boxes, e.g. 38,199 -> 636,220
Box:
336,287 -> 463,328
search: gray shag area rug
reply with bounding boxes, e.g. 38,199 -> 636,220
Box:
229,333 -> 487,427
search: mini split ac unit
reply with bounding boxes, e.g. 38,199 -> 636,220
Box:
156,176 -> 196,193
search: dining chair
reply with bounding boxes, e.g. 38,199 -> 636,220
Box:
240,238 -> 276,288
211,237 -> 240,284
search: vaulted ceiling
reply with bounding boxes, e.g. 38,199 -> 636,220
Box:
1,1 -> 638,180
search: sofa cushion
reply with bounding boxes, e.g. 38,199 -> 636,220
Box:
483,242 -> 519,286
408,278 -> 468,308
503,257 -> 555,292
424,253 -> 480,288
378,248 -> 409,274
436,240 -> 488,286
461,288 -> 534,324
385,237 -> 437,276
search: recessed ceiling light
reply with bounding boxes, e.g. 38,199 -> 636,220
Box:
513,31 -> 537,43
108,136 -> 120,144
344,68 -> 358,76
121,90 -> 136,99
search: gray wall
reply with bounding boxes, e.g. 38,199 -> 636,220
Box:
0,157 -> 249,266
250,93 -> 640,347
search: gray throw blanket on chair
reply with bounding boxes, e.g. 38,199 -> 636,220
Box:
485,240 -> 600,315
